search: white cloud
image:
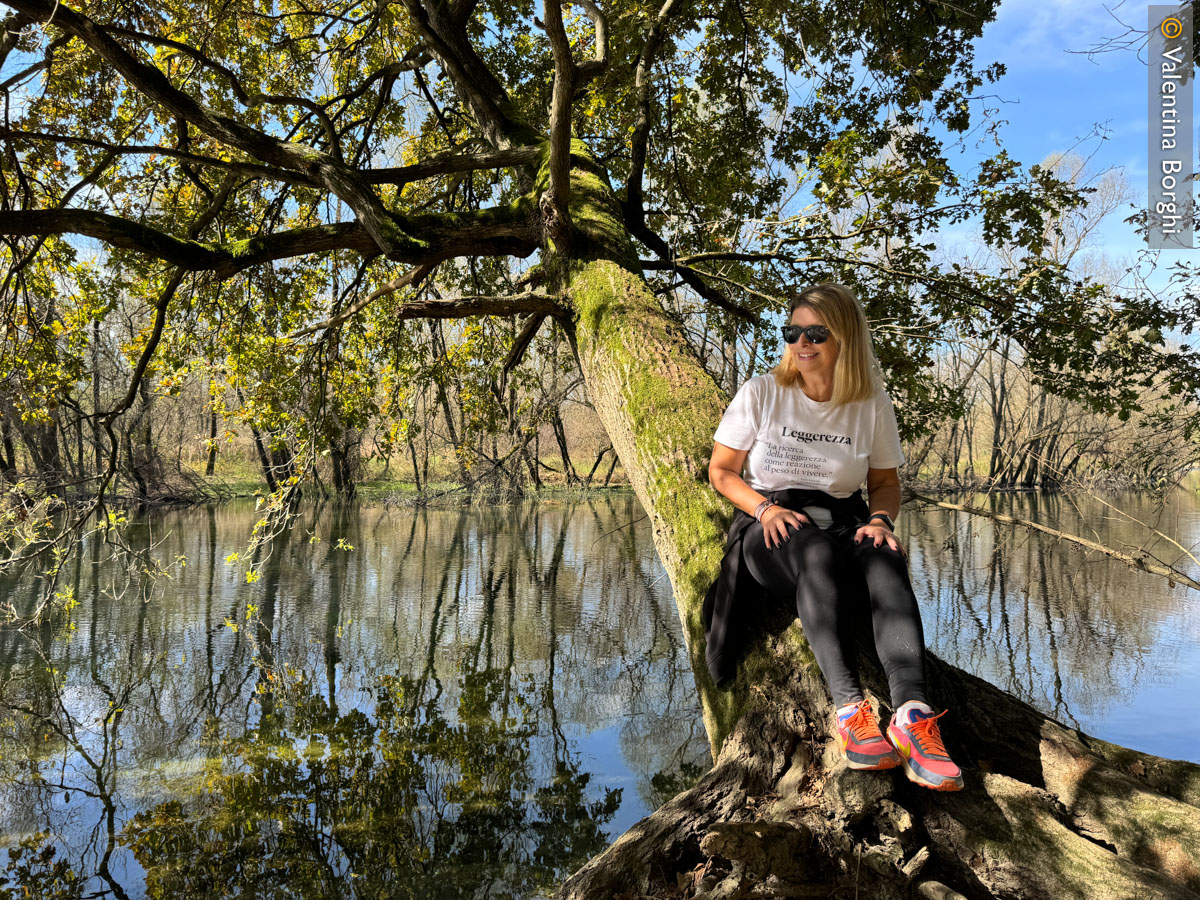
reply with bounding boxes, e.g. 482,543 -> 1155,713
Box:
979,0 -> 1144,73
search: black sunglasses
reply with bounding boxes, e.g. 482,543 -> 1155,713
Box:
781,324 -> 831,344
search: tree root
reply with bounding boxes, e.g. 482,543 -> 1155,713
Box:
557,644 -> 1200,900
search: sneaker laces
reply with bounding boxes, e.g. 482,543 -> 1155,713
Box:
843,701 -> 881,742
906,709 -> 949,757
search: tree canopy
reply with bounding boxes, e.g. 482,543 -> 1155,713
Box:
2,0 -> 1197,522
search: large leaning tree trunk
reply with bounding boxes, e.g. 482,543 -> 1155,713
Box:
558,182 -> 1200,899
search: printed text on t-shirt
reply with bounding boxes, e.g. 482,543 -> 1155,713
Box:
780,427 -> 852,446
762,442 -> 835,481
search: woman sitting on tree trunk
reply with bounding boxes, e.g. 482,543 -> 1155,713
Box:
706,283 -> 963,792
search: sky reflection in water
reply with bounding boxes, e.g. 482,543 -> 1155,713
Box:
0,489 -> 1197,897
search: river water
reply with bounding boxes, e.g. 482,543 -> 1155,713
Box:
0,489 -> 1197,897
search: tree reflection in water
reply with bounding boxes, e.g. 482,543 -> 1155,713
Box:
905,490 -> 1199,739
119,666 -> 620,898
4,490 -> 1194,896
0,494 -> 703,898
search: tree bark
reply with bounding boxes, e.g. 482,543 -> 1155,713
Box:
407,431 -> 422,492
550,407 -> 577,484
0,414 -> 15,477
206,376 -> 219,477
248,421 -> 278,494
559,235 -> 1200,898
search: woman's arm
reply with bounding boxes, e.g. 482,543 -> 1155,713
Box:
859,466 -> 904,553
709,441 -> 807,549
865,466 -> 901,522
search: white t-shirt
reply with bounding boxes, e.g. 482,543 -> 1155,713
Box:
713,374 -> 905,500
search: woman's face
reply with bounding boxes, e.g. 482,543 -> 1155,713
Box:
788,305 -> 839,379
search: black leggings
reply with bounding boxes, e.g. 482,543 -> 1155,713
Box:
741,520 -> 928,709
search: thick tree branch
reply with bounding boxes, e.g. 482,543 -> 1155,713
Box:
2,0 -> 419,257
399,0 -> 531,150
0,30 -> 67,93
626,0 -> 687,216
0,206 -> 539,278
448,0 -> 481,25
542,0 -> 576,246
2,148 -> 117,286
1,209 -> 371,273
574,0 -> 609,82
0,12 -> 31,67
107,25 -> 256,105
391,291 -> 564,322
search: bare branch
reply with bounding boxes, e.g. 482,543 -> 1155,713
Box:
625,218 -> 761,324
663,261 -> 784,309
287,262 -> 437,339
640,250 -> 823,268
499,311 -> 549,390
0,205 -> 538,277
910,492 -> 1200,592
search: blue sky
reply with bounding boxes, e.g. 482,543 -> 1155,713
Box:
964,0 -> 1187,288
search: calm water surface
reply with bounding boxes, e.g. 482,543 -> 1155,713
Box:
0,489 -> 1197,897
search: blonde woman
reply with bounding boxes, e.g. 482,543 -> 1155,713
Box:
705,283 -> 963,791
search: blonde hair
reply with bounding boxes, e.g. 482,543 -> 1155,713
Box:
771,283 -> 881,405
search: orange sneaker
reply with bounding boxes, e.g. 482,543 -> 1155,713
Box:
887,707 -> 964,791
836,700 -> 901,770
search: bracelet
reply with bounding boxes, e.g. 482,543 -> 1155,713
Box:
868,513 -> 895,531
753,499 -> 775,521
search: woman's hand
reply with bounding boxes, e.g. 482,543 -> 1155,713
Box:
854,522 -> 905,556
761,505 -> 809,550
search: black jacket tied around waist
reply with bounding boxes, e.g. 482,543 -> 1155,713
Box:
701,487 -> 870,688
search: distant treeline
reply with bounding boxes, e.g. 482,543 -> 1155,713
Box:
2,306 -> 1193,503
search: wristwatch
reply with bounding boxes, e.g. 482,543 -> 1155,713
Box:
867,513 -> 895,531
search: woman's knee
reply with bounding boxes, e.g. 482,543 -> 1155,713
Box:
747,522 -> 838,584
778,526 -> 843,580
